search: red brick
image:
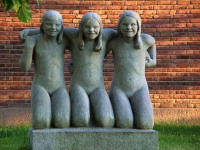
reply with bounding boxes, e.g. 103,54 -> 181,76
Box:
0,0 -> 199,110
160,103 -> 174,108
187,104 -> 194,108
177,1 -> 191,5
157,1 -> 176,5
194,104 -> 200,108
190,100 -> 200,104
174,104 -> 188,108
191,0 -> 200,4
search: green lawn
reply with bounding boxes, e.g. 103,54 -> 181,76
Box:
0,125 -> 29,150
154,123 -> 200,150
0,124 -> 199,150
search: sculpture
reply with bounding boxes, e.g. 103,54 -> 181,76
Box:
19,12 -> 117,128
107,10 -> 156,129
19,10 -> 71,129
63,12 -> 116,127
19,10 -> 156,129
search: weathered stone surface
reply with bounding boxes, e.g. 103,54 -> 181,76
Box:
29,128 -> 158,150
19,11 -> 117,128
108,10 -> 156,129
65,12 -> 116,128
19,10 -> 71,129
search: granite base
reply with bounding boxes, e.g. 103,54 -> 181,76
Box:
29,128 -> 158,150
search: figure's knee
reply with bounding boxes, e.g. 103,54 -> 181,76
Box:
72,115 -> 89,127
135,117 -> 154,129
53,118 -> 70,128
96,112 -> 115,128
52,113 -> 70,128
115,116 -> 133,128
32,117 -> 51,129
71,102 -> 89,127
53,87 -> 70,100
31,102 -> 51,129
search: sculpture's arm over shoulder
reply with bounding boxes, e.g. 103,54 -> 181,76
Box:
19,36 -> 36,72
103,28 -> 118,41
19,28 -> 41,43
142,34 -> 156,68
62,36 -> 71,50
105,37 -> 116,57
63,27 -> 79,41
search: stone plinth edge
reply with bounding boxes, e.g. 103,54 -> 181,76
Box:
29,128 -> 158,150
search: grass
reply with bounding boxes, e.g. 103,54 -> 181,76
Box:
0,125 -> 30,150
154,123 -> 200,150
0,123 -> 199,150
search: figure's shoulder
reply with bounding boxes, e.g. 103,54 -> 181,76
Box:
63,27 -> 79,38
102,28 -> 117,41
31,34 -> 42,40
107,35 -> 120,48
25,34 -> 42,44
102,28 -> 116,34
65,27 -> 79,33
141,33 -> 155,46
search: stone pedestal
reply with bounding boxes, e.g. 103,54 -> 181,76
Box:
29,128 -> 158,150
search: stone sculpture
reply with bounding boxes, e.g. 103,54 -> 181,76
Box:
19,10 -> 71,129
63,12 -> 116,127
107,10 -> 156,129
19,10 -> 156,129
19,11 -> 117,128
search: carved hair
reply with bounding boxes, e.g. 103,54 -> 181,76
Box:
40,10 -> 64,44
117,10 -> 142,49
78,12 -> 103,52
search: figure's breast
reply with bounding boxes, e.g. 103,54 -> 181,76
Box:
114,48 -> 146,74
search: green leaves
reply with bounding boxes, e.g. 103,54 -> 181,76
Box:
17,3 -> 32,22
12,0 -> 22,12
1,0 -> 40,22
2,0 -> 15,11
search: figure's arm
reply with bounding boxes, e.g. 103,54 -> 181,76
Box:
145,37 -> 156,68
19,36 -> 36,72
63,27 -> 79,41
103,28 -> 118,41
19,28 -> 41,43
62,36 -> 71,51
105,39 -> 113,57
103,29 -> 117,56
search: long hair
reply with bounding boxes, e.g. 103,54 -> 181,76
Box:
40,10 -> 64,44
117,10 -> 142,49
78,12 -> 103,52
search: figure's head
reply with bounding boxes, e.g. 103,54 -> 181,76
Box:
117,10 -> 142,49
79,12 -> 103,51
40,10 -> 64,43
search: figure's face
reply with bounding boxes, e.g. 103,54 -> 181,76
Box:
120,16 -> 138,38
83,18 -> 100,40
42,18 -> 62,37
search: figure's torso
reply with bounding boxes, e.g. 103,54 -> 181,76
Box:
32,35 -> 66,94
110,35 -> 150,96
70,38 -> 106,93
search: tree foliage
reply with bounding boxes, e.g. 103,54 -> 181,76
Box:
1,0 -> 40,22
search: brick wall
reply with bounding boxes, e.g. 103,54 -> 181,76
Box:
0,0 -> 200,110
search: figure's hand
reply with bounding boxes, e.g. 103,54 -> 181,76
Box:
68,62 -> 74,75
145,51 -> 150,64
19,29 -> 30,43
145,52 -> 156,67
